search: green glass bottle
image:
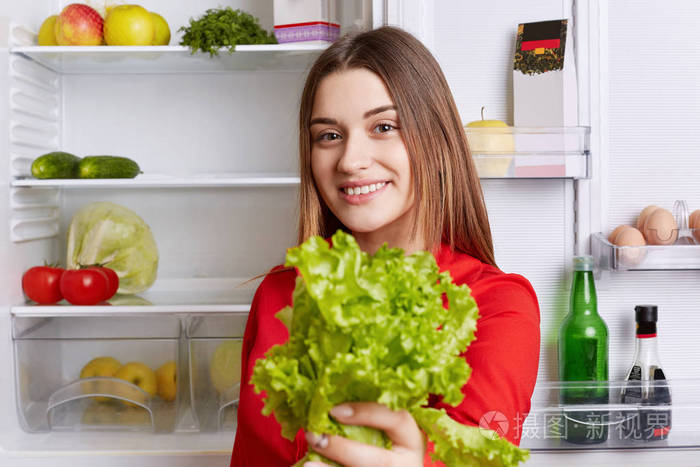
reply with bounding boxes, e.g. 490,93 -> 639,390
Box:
558,255 -> 609,444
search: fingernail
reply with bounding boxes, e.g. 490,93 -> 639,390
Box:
330,404 -> 354,418
305,431 -> 329,449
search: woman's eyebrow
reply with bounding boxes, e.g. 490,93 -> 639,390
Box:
363,105 -> 396,118
309,105 -> 396,126
310,117 -> 337,125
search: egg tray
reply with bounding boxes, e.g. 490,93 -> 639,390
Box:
594,200 -> 700,271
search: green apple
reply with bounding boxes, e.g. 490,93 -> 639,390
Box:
80,356 -> 122,402
209,340 -> 242,395
155,360 -> 177,402
114,361 -> 157,406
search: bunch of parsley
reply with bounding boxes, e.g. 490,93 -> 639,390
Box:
179,7 -> 276,57
252,230 -> 529,467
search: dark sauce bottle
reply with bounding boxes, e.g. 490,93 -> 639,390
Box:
620,305 -> 671,441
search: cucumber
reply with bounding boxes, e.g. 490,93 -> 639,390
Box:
31,151 -> 81,179
77,156 -> 142,179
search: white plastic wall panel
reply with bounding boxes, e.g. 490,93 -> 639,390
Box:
601,0 -> 700,381
432,0 -> 573,382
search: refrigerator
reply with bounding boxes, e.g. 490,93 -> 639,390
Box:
2,1 -> 700,466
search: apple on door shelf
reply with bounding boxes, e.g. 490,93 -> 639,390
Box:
464,106 -> 515,177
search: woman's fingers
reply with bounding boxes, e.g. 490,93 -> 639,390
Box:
305,431 -> 408,467
329,402 -> 423,450
302,402 -> 424,467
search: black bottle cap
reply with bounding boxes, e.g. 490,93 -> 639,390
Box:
635,305 -> 658,323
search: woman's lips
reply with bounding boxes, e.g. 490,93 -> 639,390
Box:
338,181 -> 389,205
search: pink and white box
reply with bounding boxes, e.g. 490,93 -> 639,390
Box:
273,0 -> 340,44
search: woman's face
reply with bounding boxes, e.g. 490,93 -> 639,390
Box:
309,68 -> 416,245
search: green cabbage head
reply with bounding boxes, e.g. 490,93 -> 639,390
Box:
66,201 -> 159,294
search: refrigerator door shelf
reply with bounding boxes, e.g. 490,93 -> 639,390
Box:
521,379 -> 691,450
465,126 -> 591,179
592,231 -> 700,272
11,44 -> 328,75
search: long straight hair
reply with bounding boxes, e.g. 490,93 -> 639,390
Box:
297,26 -> 495,267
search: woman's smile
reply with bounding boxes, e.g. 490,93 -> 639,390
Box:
339,180 -> 390,204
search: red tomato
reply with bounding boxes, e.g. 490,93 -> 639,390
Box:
60,269 -> 109,305
88,266 -> 119,300
22,266 -> 64,304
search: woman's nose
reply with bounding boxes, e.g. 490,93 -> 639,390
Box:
336,133 -> 372,172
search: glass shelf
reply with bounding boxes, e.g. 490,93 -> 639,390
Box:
592,232 -> 700,271
11,277 -> 259,316
521,379 -> 697,451
11,173 -> 301,189
10,44 -> 327,74
465,126 -> 590,179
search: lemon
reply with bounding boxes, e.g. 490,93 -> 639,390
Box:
104,5 -> 154,46
37,15 -> 58,45
150,12 -> 170,45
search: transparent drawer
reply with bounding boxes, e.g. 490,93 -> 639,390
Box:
520,379 -> 699,450
13,315 -> 182,433
186,313 -> 247,431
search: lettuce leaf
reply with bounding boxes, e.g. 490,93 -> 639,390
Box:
252,230 -> 528,466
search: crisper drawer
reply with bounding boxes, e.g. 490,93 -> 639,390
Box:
13,314 -> 182,433
186,313 -> 247,432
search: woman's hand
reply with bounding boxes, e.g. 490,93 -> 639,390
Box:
303,402 -> 424,467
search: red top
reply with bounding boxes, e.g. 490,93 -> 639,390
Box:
231,245 -> 540,466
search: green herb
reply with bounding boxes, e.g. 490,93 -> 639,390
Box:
252,230 -> 529,467
179,7 -> 276,57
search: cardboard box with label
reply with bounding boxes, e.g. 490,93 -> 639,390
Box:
513,19 -> 579,177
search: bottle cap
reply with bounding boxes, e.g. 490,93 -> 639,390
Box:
635,305 -> 658,323
573,255 -> 595,271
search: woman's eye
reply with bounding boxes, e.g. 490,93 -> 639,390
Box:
373,123 -> 396,134
317,131 -> 342,142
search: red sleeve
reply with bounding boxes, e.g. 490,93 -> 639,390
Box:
231,267 -> 304,467
428,273 -> 540,454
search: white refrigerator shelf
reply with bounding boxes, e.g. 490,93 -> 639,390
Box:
10,44 -> 328,74
11,277 -> 259,316
11,172 -> 301,189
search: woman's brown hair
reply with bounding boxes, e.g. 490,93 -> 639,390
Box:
297,26 -> 495,267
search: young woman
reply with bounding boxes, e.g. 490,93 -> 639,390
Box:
231,26 -> 540,467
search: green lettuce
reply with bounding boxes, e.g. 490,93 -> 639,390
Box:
252,230 -> 529,466
66,202 -> 159,294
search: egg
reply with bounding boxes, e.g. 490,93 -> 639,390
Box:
690,209 -> 700,244
608,225 -> 632,243
637,205 -> 660,231
643,208 -> 678,245
613,226 -> 647,267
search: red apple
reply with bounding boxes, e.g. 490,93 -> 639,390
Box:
55,3 -> 103,46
